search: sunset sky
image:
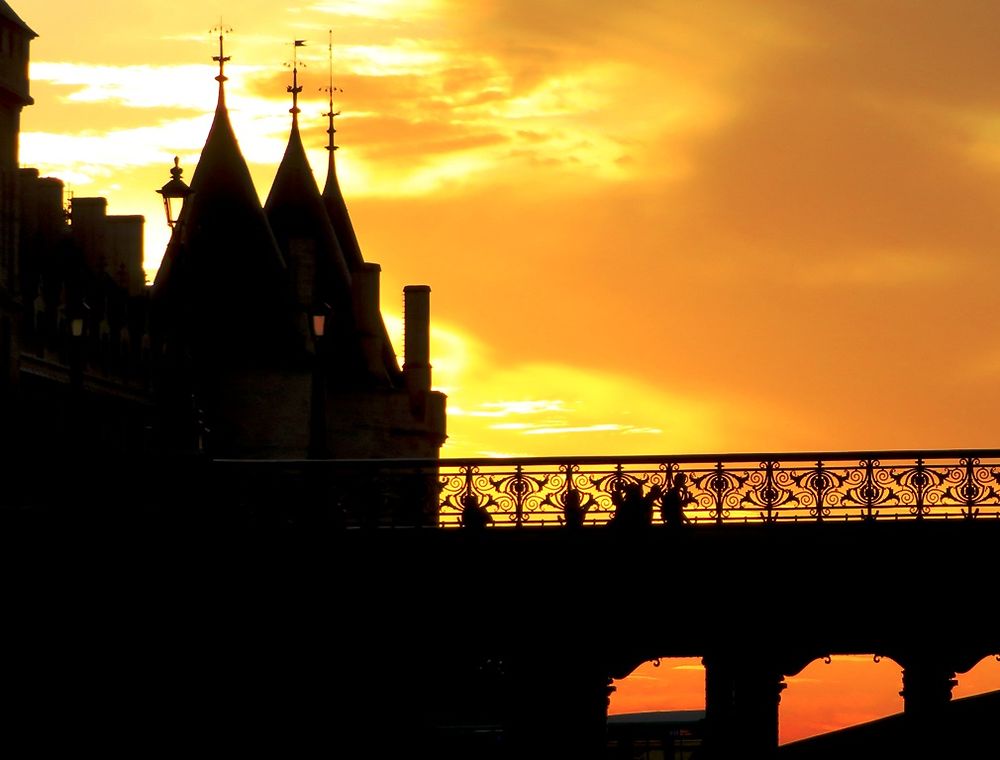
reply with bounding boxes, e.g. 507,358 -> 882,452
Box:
14,0 -> 1000,742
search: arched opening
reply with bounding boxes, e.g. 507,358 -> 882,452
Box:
610,657 -> 706,715
954,654 -> 1000,700
608,657 -> 705,758
780,655 -> 902,745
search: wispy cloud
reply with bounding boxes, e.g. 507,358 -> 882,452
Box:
523,424 -> 654,436
30,62 -> 232,111
307,0 -> 441,21
451,400 -> 565,418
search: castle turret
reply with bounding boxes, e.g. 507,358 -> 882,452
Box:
320,36 -> 402,383
152,32 -> 306,457
263,50 -> 373,386
153,35 -> 291,363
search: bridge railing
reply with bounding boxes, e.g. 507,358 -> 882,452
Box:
215,449 -> 1000,527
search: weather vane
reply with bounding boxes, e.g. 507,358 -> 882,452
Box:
284,39 -> 307,115
210,20 -> 233,83
321,31 -> 344,152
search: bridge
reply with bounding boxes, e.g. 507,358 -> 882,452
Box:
212,448 -> 1000,526
4,449 -> 998,758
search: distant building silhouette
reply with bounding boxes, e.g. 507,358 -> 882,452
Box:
0,1 -> 35,415
606,710 -> 705,758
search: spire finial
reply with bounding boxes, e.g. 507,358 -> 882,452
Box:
211,20 -> 233,83
287,40 -> 307,118
322,30 -> 343,153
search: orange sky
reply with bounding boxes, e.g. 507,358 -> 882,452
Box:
14,0 -> 1000,742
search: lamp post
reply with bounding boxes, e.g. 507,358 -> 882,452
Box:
156,157 -> 191,228
66,300 -> 89,490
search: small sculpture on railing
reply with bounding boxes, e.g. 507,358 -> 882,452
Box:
609,481 -> 653,529
563,487 -> 588,528
656,472 -> 695,527
461,491 -> 493,529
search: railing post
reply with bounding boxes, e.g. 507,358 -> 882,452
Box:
713,462 -> 725,525
914,457 -> 927,519
514,463 -> 524,527
814,460 -> 825,522
961,457 -> 981,520
763,460 -> 776,523
863,458 -> 877,520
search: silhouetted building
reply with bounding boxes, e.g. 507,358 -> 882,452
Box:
1,6 -> 152,504
0,0 -> 34,406
151,37 -> 445,466
1,8 -> 446,511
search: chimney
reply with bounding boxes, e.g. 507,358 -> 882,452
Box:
352,262 -> 385,380
403,285 -> 431,394
70,197 -> 108,273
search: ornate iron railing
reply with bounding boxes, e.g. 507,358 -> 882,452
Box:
217,449 -> 1000,527
435,450 -> 1000,527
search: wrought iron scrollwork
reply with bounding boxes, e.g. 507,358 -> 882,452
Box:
487,464 -> 550,525
740,461 -> 796,522
889,458 -> 946,518
842,459 -> 895,519
689,463 -> 746,524
943,458 -> 997,519
430,450 -> 1000,527
791,461 -> 846,520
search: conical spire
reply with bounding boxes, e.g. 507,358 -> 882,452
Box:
153,29 -> 292,363
265,42 -> 365,382
318,34 -> 402,382
321,32 -> 364,272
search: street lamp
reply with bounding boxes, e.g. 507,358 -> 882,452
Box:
312,310 -> 326,341
69,300 -> 90,339
309,303 -> 330,460
156,156 -> 192,228
68,300 -> 89,400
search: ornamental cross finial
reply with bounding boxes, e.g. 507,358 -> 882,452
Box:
211,20 -> 233,83
287,40 -> 306,116
322,31 -> 343,152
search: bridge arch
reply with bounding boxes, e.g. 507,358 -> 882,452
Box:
609,656 -> 706,716
781,654 -> 904,744
953,653 -> 1000,700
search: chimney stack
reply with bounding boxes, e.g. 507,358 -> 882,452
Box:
403,285 -> 431,394
353,262 -> 385,380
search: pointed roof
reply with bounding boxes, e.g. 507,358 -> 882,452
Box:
264,70 -> 352,306
320,51 -> 402,381
322,132 -> 365,272
153,44 -> 292,362
265,63 -> 373,384
320,39 -> 364,272
0,2 -> 36,37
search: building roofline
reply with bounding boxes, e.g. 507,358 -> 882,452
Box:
0,1 -> 37,38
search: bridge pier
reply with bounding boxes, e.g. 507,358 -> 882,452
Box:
899,658 -> 957,716
703,654 -> 790,759
505,655 -> 613,759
